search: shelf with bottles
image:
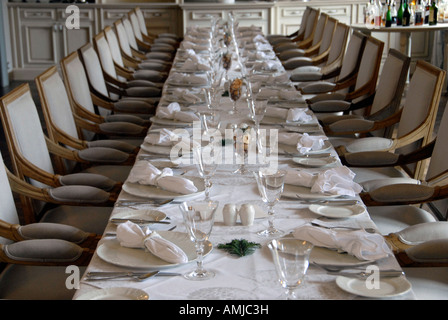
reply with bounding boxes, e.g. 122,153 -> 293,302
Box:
364,0 -> 448,28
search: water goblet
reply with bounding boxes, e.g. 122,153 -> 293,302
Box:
268,238 -> 314,299
253,169 -> 287,237
193,142 -> 219,201
180,200 -> 219,280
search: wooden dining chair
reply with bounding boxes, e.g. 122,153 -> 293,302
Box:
35,66 -> 135,180
275,12 -> 328,55
338,59 -> 446,183
128,9 -> 179,49
122,16 -> 175,55
296,30 -> 367,95
289,22 -> 350,83
305,35 -> 384,113
60,51 -> 150,143
134,7 -> 181,43
267,6 -> 312,45
273,7 -> 320,51
93,31 -> 166,92
281,15 -> 337,68
0,84 -> 115,227
322,49 -> 411,139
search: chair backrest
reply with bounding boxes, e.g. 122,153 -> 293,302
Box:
104,26 -> 126,69
368,49 -> 410,138
135,7 -> 149,37
122,17 -> 139,51
309,13 -> 328,48
35,66 -> 82,173
114,19 -> 134,59
295,6 -> 311,39
129,10 -> 144,43
302,8 -> 319,41
60,51 -> 101,141
316,16 -> 337,56
350,36 -> 384,109
0,150 -> 20,245
336,31 -> 366,83
78,42 -> 117,104
396,60 -> 445,179
93,31 -> 120,81
0,84 -> 57,222
320,22 -> 349,75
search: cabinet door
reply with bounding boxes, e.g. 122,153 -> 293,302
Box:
19,8 -> 59,66
59,8 -> 96,56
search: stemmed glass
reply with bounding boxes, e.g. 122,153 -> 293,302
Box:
180,200 -> 219,280
228,78 -> 243,114
268,238 -> 314,299
193,142 -> 218,201
253,169 -> 286,237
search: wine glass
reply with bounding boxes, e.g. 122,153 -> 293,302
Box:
233,127 -> 254,175
193,142 -> 218,201
180,200 -> 219,280
228,78 -> 243,114
268,238 -> 314,299
253,169 -> 286,237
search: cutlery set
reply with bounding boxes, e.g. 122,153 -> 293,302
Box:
84,271 -> 182,282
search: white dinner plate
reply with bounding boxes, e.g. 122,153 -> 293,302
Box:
279,140 -> 332,156
336,276 -> 412,298
282,184 -> 339,200
122,176 -> 205,201
309,204 -> 366,218
261,115 -> 317,126
292,156 -> 337,168
165,80 -> 208,88
96,231 -> 212,269
111,209 -> 167,225
76,287 -> 149,300
149,116 -> 193,127
310,247 -> 374,267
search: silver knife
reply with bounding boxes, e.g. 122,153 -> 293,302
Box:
296,198 -> 360,206
328,270 -> 404,279
86,271 -> 181,277
110,218 -> 171,224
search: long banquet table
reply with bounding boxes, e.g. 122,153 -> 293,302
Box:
73,25 -> 416,301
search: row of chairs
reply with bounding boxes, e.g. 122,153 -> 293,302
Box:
273,7 -> 448,299
0,7 -> 180,299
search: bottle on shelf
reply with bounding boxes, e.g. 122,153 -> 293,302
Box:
397,0 -> 404,24
403,0 -> 411,25
374,0 -> 383,27
386,1 -> 393,26
425,0 -> 431,23
415,0 -> 425,25
429,0 -> 438,24
392,0 -> 398,24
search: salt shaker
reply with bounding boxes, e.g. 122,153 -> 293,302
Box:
222,204 -> 238,226
239,203 -> 255,226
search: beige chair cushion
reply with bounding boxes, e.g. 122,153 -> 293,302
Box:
104,112 -> 149,124
279,48 -> 306,61
77,147 -> 129,164
368,205 -> 438,235
133,69 -> 167,83
3,239 -> 83,263
367,182 -> 431,201
48,185 -> 110,204
145,51 -> 172,61
98,122 -> 144,135
350,166 -> 408,184
125,86 -> 161,98
18,223 -> 91,244
344,151 -> 400,167
310,100 -> 352,112
0,265 -> 86,299
87,140 -> 136,153
394,222 -> 448,245
59,173 -> 116,190
283,56 -> 313,70
328,118 -> 375,132
40,205 -> 112,234
301,82 -> 336,94
345,137 -> 394,153
406,239 -> 448,263
81,165 -> 132,184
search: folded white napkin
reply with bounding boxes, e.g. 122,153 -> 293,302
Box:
144,128 -> 190,147
128,161 -> 198,194
180,41 -> 210,51
292,225 -> 389,261
181,55 -> 210,71
171,88 -> 202,104
265,107 -> 312,123
253,60 -> 282,72
117,221 -> 188,264
246,51 -> 275,61
156,102 -> 200,122
277,132 -> 327,154
285,166 -> 363,197
169,73 -> 209,86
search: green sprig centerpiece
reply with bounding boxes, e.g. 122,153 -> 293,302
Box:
218,239 -> 261,257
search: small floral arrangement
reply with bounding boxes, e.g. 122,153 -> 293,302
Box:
229,78 -> 243,102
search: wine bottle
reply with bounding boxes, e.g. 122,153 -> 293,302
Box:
403,0 -> 411,25
425,0 -> 430,23
397,0 -> 404,25
415,0 -> 424,25
386,2 -> 393,26
429,0 -> 438,25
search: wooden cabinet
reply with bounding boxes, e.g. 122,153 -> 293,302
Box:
9,5 -> 96,79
